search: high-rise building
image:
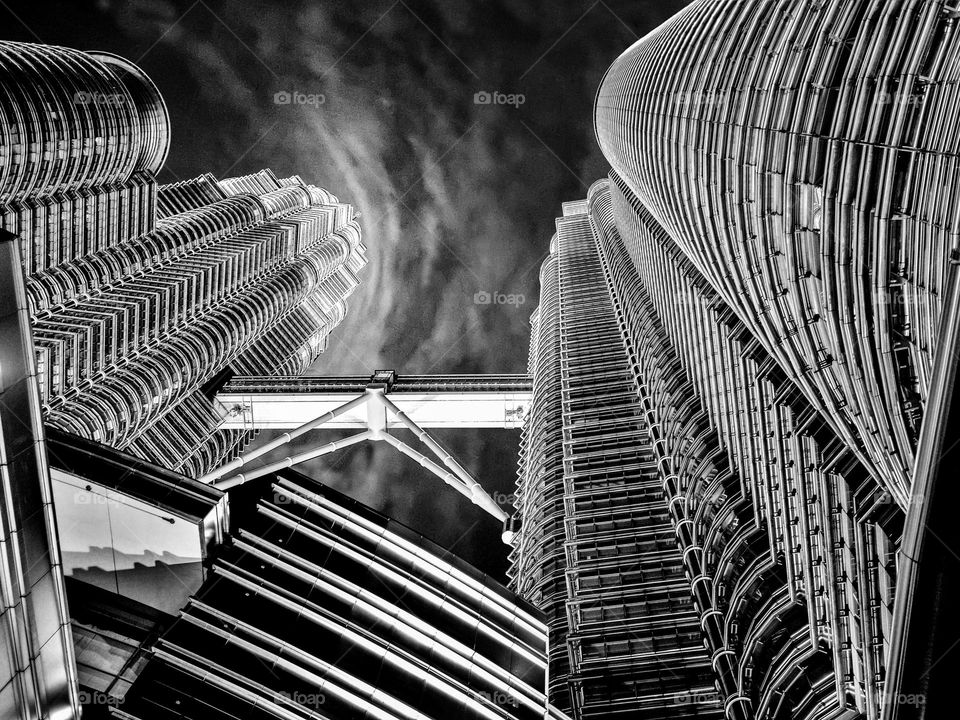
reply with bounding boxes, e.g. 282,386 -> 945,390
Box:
1,39 -> 575,720
511,191 -> 727,720
108,469 -> 565,720
0,232 -> 81,720
511,1 -> 960,718
0,40 -> 366,479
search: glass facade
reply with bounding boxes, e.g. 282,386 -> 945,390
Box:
514,178 -> 904,720
594,0 -> 960,507
0,232 -> 81,720
510,2 -> 960,717
46,427 -> 228,615
115,471 -> 568,720
0,41 -> 367,480
510,200 -> 721,720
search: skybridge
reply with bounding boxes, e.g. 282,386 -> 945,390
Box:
203,371 -> 532,542
215,371 -> 533,430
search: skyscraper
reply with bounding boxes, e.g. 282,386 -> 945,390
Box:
110,469 -> 565,720
511,1 -> 960,718
0,40 -> 366,479
511,190 -> 728,720
0,232 -> 81,720
1,39 -> 575,720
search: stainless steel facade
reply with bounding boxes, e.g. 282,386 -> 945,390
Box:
0,232 -> 80,720
594,0 -> 960,507
511,2 -> 960,718
115,472 -> 567,720
0,41 -> 367,479
1,39 -> 568,720
598,176 -> 899,719
510,199 -> 724,719
514,177 -> 906,720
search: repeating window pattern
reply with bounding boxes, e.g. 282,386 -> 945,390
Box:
115,475 -> 561,720
510,207 -> 719,719
0,41 -> 367,479
595,178 -> 899,719
595,0 -> 960,507
515,176 -> 904,720
0,42 -> 167,278
509,247 -> 570,707
0,43 -> 167,201
38,200 -> 363,471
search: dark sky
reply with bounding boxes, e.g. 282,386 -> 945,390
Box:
3,0 -> 687,580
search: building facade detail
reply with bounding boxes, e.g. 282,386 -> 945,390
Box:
595,0 -> 960,506
0,41 -> 367,479
513,175 -> 905,719
114,472 -> 568,720
510,200 -> 721,718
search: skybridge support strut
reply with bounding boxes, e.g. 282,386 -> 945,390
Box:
203,373 -> 513,538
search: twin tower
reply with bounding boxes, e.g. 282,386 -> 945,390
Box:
513,0 -> 960,718
3,0 -> 960,718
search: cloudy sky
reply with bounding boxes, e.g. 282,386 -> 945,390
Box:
4,0 -> 687,578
